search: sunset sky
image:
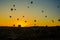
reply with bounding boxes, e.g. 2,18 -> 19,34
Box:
0,0 -> 60,27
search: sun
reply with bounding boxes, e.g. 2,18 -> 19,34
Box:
20,23 -> 26,27
16,21 -> 27,27
16,20 -> 31,27
17,23 -> 25,27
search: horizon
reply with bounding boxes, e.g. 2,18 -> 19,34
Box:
0,25 -> 60,27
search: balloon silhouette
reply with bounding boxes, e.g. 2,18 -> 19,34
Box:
9,16 -> 12,18
45,16 -> 47,18
17,18 -> 19,20
27,6 -> 29,8
25,20 -> 27,23
11,8 -> 13,11
13,24 -> 15,26
52,20 -> 54,23
13,4 -> 15,7
34,20 -> 36,22
14,9 -> 16,10
23,16 -> 24,18
18,25 -> 21,27
41,10 -> 44,13
31,1 -> 33,4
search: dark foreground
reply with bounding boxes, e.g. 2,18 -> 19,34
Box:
0,26 -> 60,40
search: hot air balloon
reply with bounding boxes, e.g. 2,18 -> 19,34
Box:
45,16 -> 47,18
14,9 -> 16,10
52,20 -> 54,23
9,16 -> 12,18
17,18 -> 19,20
13,4 -> 15,7
11,8 -> 13,11
13,24 -> 15,26
34,20 -> 36,22
25,20 -> 27,23
18,25 -> 21,28
31,1 -> 33,4
23,16 -> 24,18
27,6 -> 29,8
41,10 -> 44,13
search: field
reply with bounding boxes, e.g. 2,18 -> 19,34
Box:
0,26 -> 60,40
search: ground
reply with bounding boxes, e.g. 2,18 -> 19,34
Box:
0,26 -> 60,40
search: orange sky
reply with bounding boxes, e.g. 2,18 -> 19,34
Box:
0,0 -> 60,27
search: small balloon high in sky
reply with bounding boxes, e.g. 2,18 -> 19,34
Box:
0,0 -> 60,27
